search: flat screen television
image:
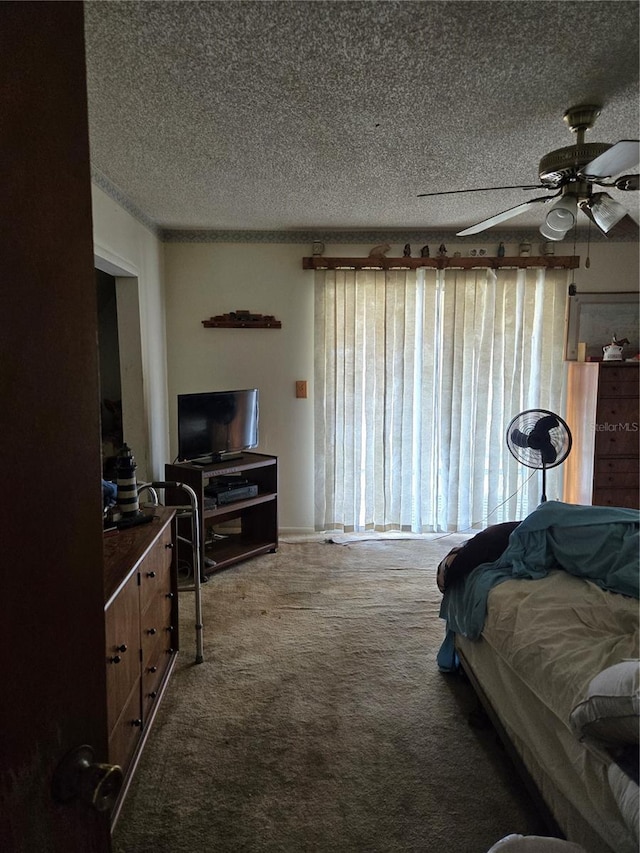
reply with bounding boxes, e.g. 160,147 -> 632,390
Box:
177,389 -> 259,463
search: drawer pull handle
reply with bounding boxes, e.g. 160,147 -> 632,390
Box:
147,665 -> 158,674
146,571 -> 156,578
116,644 -> 127,653
132,719 -> 142,728
148,691 -> 158,699
146,627 -> 157,636
166,592 -> 174,599
165,542 -> 174,550
109,655 -> 122,664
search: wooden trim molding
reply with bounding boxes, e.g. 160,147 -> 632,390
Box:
302,255 -> 580,271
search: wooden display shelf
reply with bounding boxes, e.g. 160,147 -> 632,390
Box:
302,255 -> 579,270
202,312 -> 281,328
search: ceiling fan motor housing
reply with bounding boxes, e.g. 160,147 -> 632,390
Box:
538,142 -> 612,186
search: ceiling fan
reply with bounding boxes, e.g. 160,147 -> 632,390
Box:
418,105 -> 640,240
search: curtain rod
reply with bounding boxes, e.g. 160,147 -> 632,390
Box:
302,255 -> 579,271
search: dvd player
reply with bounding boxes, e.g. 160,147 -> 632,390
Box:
205,483 -> 258,505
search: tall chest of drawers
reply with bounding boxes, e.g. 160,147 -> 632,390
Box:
564,362 -> 639,508
103,507 -> 178,825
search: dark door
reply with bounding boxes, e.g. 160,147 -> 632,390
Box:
1,4 -> 111,851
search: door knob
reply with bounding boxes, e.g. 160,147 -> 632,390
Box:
52,744 -> 123,813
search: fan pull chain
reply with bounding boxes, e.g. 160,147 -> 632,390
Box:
568,218 -> 579,295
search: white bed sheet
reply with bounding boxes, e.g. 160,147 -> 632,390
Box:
456,571 -> 639,853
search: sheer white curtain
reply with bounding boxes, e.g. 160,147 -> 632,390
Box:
314,265 -> 568,532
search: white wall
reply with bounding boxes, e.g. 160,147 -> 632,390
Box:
164,237 -> 638,533
91,185 -> 169,483
164,242 -> 315,533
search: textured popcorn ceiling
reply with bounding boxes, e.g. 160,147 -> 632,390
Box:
84,0 -> 639,235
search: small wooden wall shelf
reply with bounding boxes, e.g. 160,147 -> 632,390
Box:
202,311 -> 281,328
302,256 -> 579,271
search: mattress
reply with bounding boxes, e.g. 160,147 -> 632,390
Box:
455,571 -> 639,853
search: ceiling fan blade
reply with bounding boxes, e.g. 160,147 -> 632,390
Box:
456,194 -> 559,236
417,184 -> 546,198
601,213 -> 639,239
579,140 -> 640,179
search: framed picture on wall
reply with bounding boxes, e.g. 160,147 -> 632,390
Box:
565,291 -> 640,361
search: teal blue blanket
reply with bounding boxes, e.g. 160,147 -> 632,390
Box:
438,501 -> 639,670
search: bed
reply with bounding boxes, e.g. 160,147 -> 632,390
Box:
437,501 -> 639,853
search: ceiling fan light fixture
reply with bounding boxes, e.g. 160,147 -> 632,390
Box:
588,193 -> 629,233
538,193 -> 577,240
539,219 -> 569,241
545,194 -> 577,230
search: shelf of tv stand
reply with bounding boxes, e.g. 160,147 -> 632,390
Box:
203,490 -> 276,519
202,531 -> 277,569
164,452 -> 278,575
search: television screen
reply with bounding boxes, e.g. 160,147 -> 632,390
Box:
177,389 -> 259,462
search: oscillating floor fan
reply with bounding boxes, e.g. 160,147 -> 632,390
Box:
506,409 -> 573,503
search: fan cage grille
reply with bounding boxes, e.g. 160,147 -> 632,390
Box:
506,409 -> 572,470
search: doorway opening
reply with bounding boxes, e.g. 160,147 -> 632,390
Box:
95,256 -> 149,483
97,269 -> 122,478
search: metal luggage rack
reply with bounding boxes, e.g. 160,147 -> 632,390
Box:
137,481 -> 204,664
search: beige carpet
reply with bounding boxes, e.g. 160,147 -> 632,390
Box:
112,535 -> 546,853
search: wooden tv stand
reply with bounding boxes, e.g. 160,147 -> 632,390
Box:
164,452 -> 278,576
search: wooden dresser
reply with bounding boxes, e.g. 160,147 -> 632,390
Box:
103,507 -> 178,824
564,361 -> 639,508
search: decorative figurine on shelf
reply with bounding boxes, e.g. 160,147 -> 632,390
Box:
114,444 -> 152,529
603,335 -> 629,362
438,243 -> 447,257
497,242 -> 505,257
116,444 -> 139,516
420,244 -> 430,257
368,242 -> 391,257
403,243 -> 411,257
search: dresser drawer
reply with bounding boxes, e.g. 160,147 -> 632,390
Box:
139,529 -> 174,614
141,641 -> 174,721
598,364 -> 640,396
595,456 -> 638,472
105,571 -> 140,736
595,414 -> 640,461
592,488 -> 640,509
108,682 -> 143,771
594,470 -> 639,490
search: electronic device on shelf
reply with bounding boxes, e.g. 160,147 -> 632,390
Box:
204,481 -> 259,506
177,388 -> 259,463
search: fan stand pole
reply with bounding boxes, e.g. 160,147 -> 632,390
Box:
540,464 -> 547,503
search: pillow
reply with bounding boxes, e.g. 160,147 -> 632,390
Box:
608,759 -> 639,842
486,835 -> 587,852
437,521 -> 521,592
570,660 -> 640,745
